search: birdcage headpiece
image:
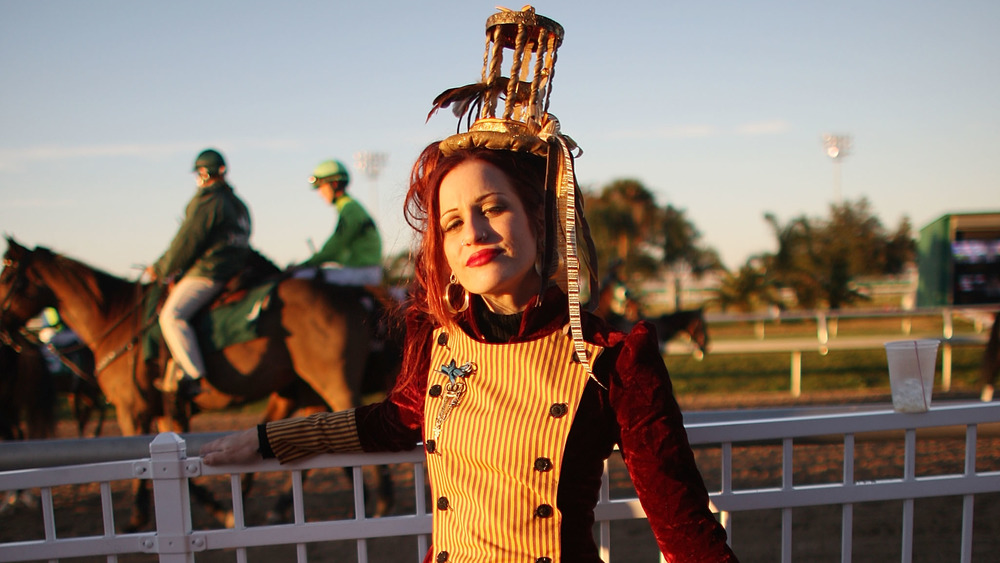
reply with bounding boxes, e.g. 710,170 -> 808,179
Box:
427,5 -> 600,384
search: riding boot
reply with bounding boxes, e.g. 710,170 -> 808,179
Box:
153,359 -> 182,393
177,375 -> 202,399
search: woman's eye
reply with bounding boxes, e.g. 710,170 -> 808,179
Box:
443,219 -> 462,233
483,204 -> 505,216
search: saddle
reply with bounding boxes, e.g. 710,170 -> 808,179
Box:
214,249 -> 282,307
141,248 -> 282,363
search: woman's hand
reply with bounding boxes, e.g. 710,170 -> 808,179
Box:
200,428 -> 261,465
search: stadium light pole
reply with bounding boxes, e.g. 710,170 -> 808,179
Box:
822,134 -> 851,204
354,151 -> 388,226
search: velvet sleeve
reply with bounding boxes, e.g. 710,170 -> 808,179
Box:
610,321 -> 739,562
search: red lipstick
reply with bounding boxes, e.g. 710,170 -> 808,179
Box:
466,248 -> 502,267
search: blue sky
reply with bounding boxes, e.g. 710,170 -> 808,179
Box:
2,0 -> 998,277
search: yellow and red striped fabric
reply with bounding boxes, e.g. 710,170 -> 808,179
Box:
424,326 -> 601,562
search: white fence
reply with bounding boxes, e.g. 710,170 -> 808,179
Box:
666,306 -> 999,396
2,401 -> 999,562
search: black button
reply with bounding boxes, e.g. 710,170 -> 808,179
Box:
437,333 -> 449,346
426,440 -> 436,454
429,384 -> 442,397
571,349 -> 588,363
534,504 -> 553,518
533,457 -> 553,472
536,558 -> 552,563
436,551 -> 449,563
437,496 -> 449,510
548,403 -> 569,418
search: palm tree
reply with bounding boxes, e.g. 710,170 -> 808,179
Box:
714,258 -> 783,312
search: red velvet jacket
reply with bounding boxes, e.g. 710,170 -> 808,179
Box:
353,289 -> 738,562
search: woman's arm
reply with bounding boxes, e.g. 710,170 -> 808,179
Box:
610,321 -> 739,562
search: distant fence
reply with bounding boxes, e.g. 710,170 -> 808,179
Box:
2,402 -> 999,562
664,306 -> 999,396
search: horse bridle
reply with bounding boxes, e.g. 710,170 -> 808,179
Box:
0,252 -> 157,378
0,256 -> 34,350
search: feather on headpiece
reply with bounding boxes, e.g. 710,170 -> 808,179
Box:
428,5 -> 601,385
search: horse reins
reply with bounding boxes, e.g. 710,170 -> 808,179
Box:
11,327 -> 96,384
1,253 -> 158,378
91,290 -> 159,376
0,257 -> 32,351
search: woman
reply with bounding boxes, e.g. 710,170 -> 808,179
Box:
202,7 -> 737,562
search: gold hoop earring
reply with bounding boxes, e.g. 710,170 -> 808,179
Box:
443,273 -> 470,314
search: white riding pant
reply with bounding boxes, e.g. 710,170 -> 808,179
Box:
293,263 -> 383,286
159,276 -> 225,380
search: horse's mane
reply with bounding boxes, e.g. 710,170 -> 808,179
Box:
35,246 -> 140,319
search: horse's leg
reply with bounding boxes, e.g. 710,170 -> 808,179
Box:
187,479 -> 232,527
151,383 -> 236,526
69,378 -> 104,437
113,401 -> 156,532
71,386 -> 91,438
981,313 -> 1000,402
125,428 -> 154,532
105,357 -> 164,533
89,384 -> 107,437
372,464 -> 395,517
124,480 -> 152,533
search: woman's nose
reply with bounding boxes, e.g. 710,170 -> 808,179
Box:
462,217 -> 487,246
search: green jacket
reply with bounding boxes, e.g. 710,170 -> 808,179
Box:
153,181 -> 251,281
302,194 -> 382,268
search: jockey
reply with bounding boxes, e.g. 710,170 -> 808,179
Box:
30,307 -> 82,374
146,148 -> 252,395
293,159 -> 383,287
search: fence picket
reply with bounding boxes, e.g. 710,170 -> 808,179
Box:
2,402 -> 999,561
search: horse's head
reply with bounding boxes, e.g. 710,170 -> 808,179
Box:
1,237 -> 57,331
686,308 -> 710,356
622,295 -> 642,323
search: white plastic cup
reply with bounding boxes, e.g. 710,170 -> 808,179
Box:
884,339 -> 940,413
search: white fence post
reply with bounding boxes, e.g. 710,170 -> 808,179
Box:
790,351 -> 802,397
942,342 -> 953,391
816,311 -> 829,344
147,432 -> 197,563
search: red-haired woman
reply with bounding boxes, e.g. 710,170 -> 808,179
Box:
202,6 -> 738,561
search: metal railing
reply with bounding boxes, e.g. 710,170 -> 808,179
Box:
3,402 -> 999,562
664,306 -> 998,396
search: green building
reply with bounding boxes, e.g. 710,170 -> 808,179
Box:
916,211 -> 1000,307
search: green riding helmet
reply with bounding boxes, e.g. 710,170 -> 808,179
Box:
309,159 -> 350,189
193,149 -> 226,176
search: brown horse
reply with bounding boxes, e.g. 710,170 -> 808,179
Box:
637,307 -> 710,359
0,332 -> 55,442
0,237 -> 402,530
1,328 -> 106,440
591,277 -> 710,358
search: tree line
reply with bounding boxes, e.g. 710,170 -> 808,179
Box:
582,179 -> 916,312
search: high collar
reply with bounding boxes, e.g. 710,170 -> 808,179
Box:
461,286 -> 569,343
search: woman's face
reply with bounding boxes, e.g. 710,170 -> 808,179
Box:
438,159 -> 541,314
